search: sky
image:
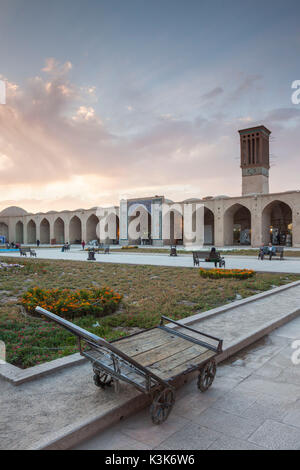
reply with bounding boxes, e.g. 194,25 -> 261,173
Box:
0,0 -> 300,213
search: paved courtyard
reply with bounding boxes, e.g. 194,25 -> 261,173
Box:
1,246 -> 300,273
75,316 -> 300,450
1,281 -> 299,449
1,248 -> 300,450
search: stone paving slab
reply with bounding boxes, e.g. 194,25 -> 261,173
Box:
248,420 -> 300,450
1,247 -> 300,273
185,284 -> 300,346
0,361 -> 142,450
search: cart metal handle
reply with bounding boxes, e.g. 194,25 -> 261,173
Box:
160,315 -> 223,353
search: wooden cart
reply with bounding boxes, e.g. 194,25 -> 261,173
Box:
36,307 -> 223,424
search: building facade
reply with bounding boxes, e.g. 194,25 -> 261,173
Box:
0,126 -> 299,248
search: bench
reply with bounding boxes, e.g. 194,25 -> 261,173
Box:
101,244 -> 111,253
61,244 -> 70,252
193,250 -> 225,268
94,244 -> 110,254
258,246 -> 284,260
19,248 -> 37,257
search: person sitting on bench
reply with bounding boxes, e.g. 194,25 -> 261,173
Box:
268,242 -> 276,260
209,247 -> 218,267
210,247 -> 216,257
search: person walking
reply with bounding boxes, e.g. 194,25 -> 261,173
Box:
81,240 -> 86,251
36,239 -> 40,247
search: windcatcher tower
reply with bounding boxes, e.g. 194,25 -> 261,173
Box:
239,125 -> 271,195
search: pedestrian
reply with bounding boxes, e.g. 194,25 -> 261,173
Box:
36,239 -> 40,247
81,240 -> 86,251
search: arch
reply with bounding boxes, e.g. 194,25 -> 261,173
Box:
27,219 -> 36,244
169,210 -> 183,245
261,200 -> 293,246
224,203 -> 252,246
54,217 -> 65,244
128,205 -> 151,244
69,215 -> 82,244
128,203 -> 151,217
86,214 -> 99,243
0,222 -> 9,241
204,207 -> 215,245
102,213 -> 119,243
15,221 -> 24,244
162,205 -> 183,245
40,218 -> 50,244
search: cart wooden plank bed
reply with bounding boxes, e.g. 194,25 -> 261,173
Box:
36,307 -> 223,424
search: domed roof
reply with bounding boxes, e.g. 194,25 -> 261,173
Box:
182,198 -> 202,202
0,206 -> 28,217
164,199 -> 174,204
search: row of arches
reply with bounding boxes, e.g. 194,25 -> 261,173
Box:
223,200 -> 293,246
10,214 -> 114,245
1,199 -> 294,247
127,200 -> 293,246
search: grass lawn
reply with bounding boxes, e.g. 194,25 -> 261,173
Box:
0,256 -> 299,369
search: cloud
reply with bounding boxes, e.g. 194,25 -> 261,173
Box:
265,107 -> 300,122
201,86 -> 224,101
160,113 -> 178,121
73,106 -> 97,121
229,74 -> 262,101
42,58 -> 72,75
0,59 -> 299,212
238,116 -> 254,122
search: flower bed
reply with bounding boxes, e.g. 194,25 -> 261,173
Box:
121,245 -> 138,250
199,268 -> 255,280
21,286 -> 122,319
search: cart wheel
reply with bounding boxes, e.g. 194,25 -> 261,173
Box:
93,372 -> 113,388
150,388 -> 175,425
197,360 -> 216,392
